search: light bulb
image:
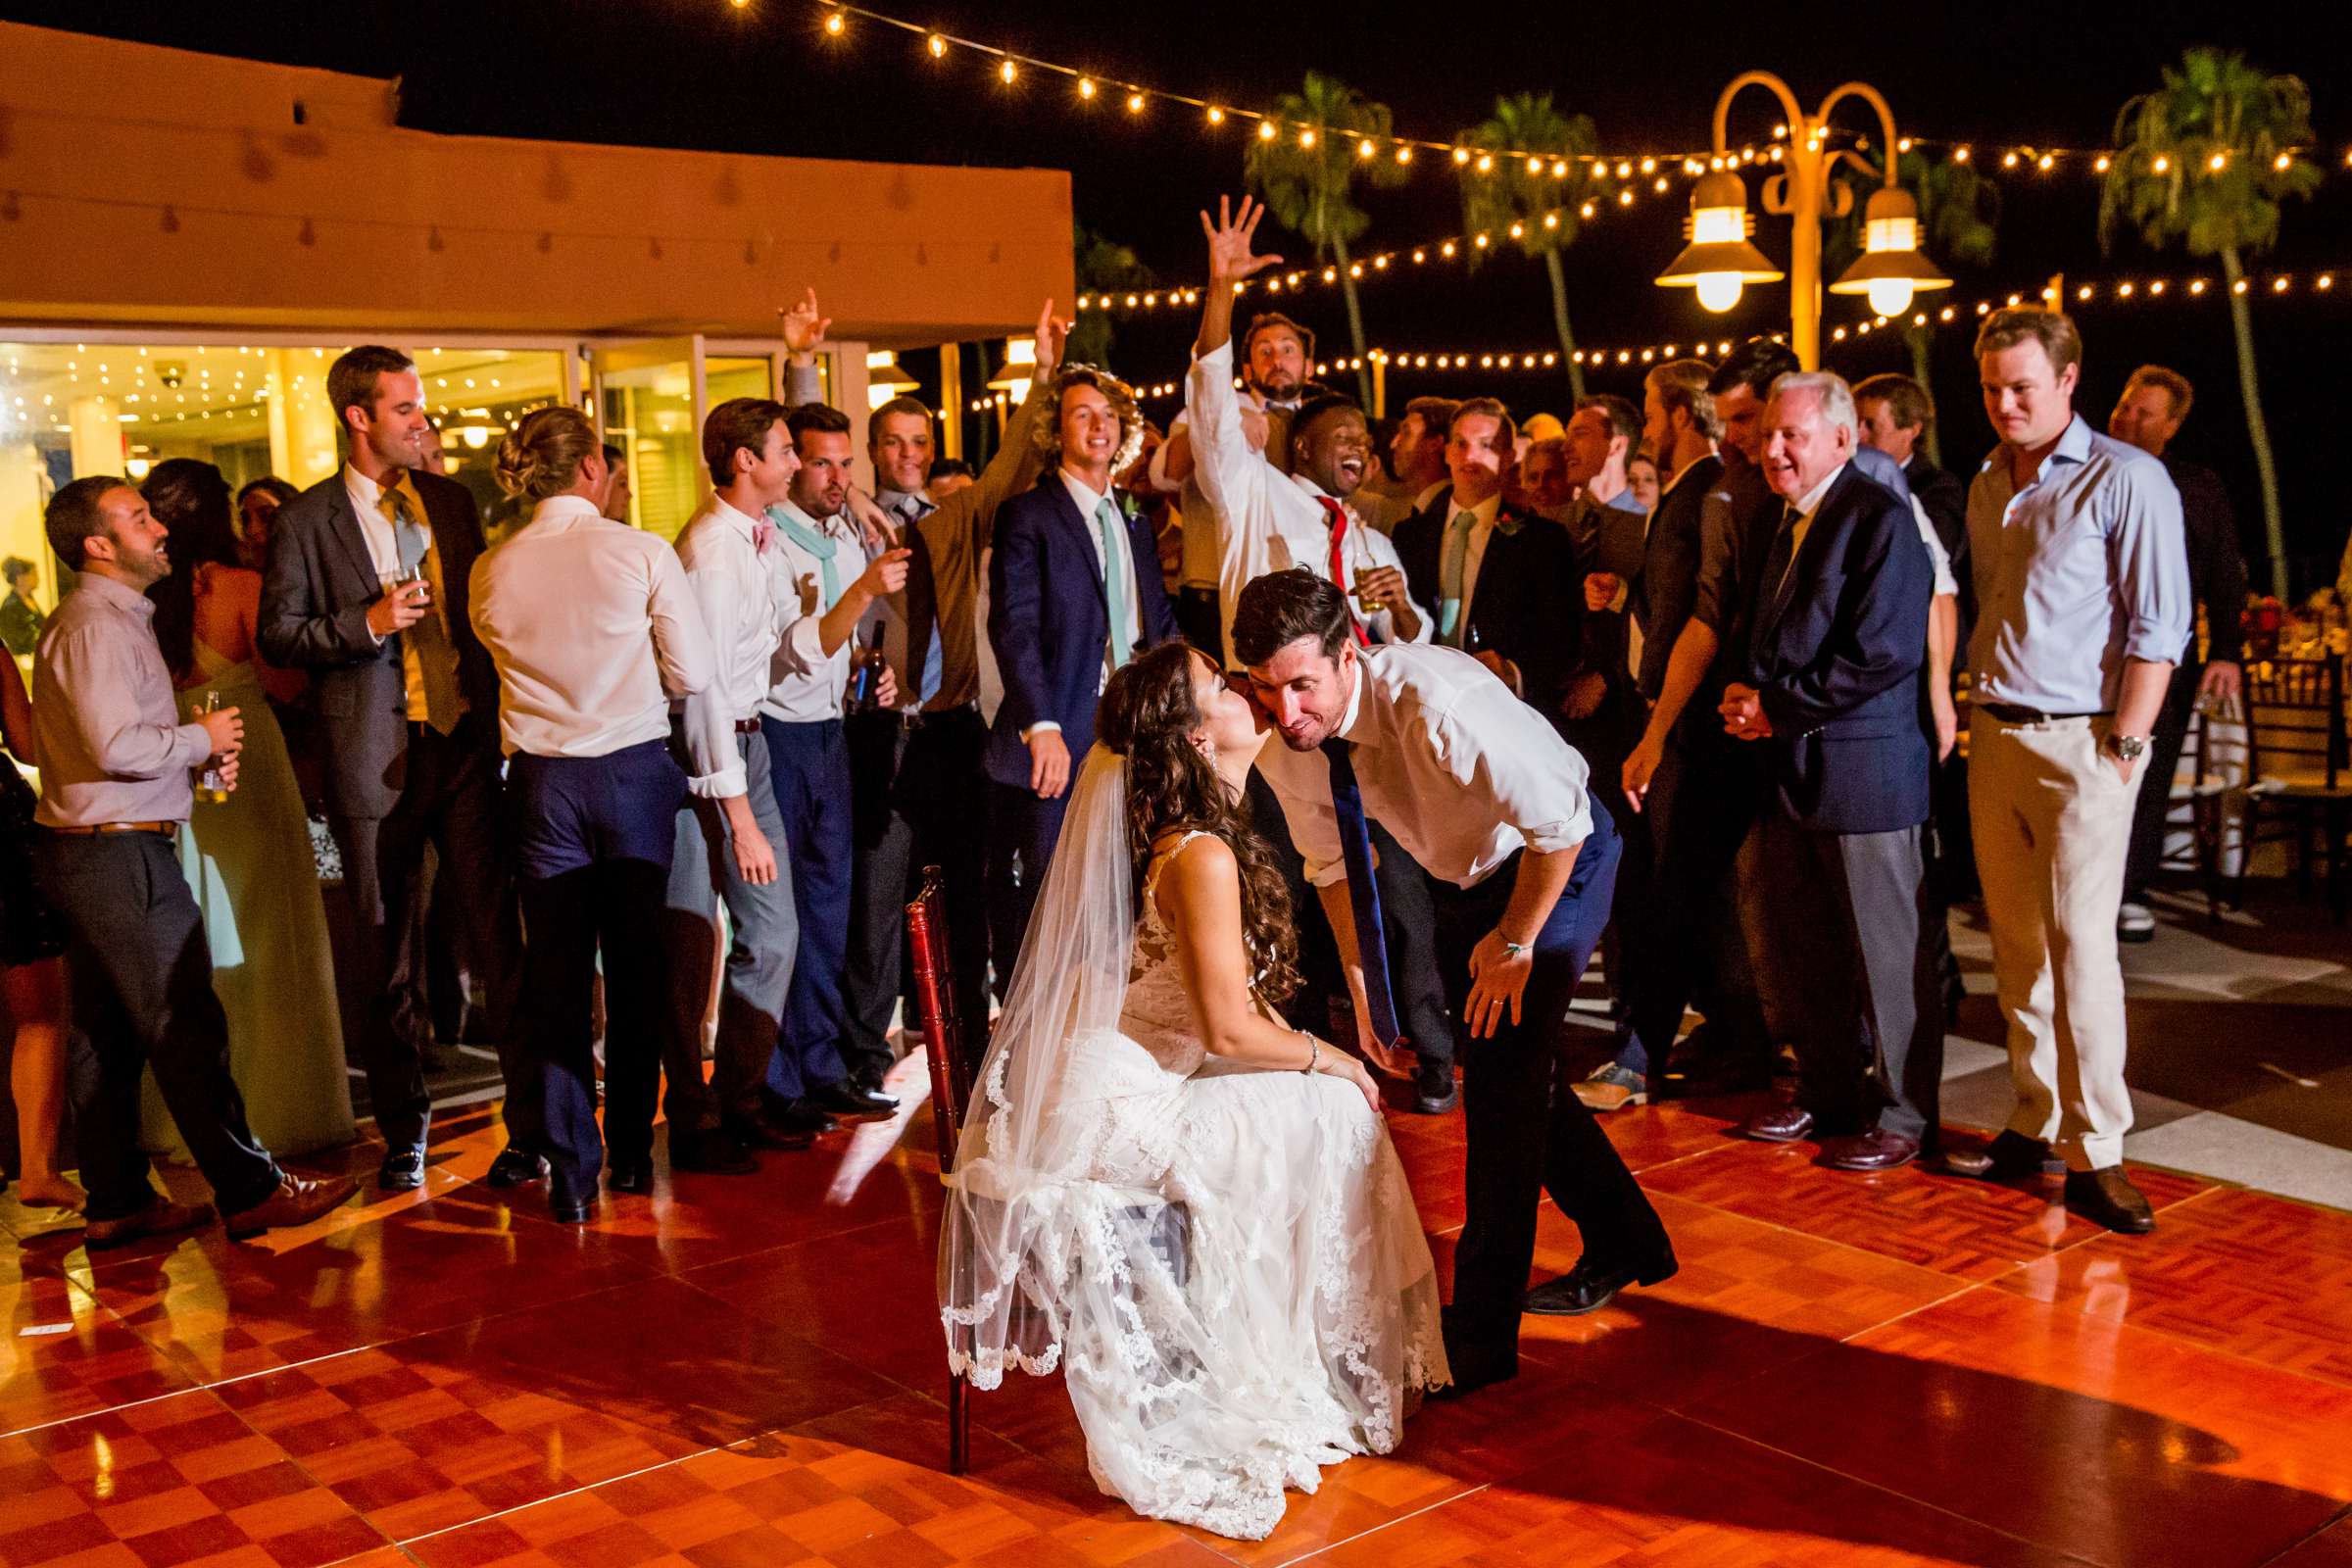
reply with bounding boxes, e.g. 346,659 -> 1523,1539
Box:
1694,273 -> 1744,313
1865,277 -> 1917,317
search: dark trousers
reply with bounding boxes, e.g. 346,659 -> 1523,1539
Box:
1626,726 -> 1772,1081
1175,585 -> 1222,659
1737,815 -> 1941,1142
35,830 -> 281,1222
328,714 -> 524,1152
509,740 -> 685,1198
844,706 -> 992,1082
986,780 -> 1068,998
1440,807 -> 1670,1348
1243,769 -> 1343,1035
762,716 -> 853,1101
2124,660 -> 2204,904
1557,691 -> 1650,1068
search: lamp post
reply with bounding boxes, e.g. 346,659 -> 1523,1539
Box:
1656,72 -> 1949,369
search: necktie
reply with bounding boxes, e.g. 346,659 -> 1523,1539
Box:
751,518 -> 775,556
1439,510 -> 1476,647
887,497 -> 946,708
382,482 -> 461,734
1769,503 -> 1804,598
772,510 -> 841,609
1322,739 -> 1403,1054
1315,498 -> 1371,648
1094,497 -> 1131,672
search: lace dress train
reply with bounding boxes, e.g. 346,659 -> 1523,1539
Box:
947,837 -> 1446,1541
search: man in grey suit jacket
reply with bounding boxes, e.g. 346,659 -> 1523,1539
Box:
259,345 -> 525,1193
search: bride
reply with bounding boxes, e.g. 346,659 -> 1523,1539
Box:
940,640 -> 1447,1541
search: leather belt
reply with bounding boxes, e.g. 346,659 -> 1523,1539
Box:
50,820 -> 177,836
733,718 -> 762,734
1979,702 -> 2109,726
904,700 -> 981,731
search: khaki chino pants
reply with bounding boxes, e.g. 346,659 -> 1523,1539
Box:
1968,711 -> 2150,1171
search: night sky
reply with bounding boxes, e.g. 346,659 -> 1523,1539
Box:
9,0 -> 2349,581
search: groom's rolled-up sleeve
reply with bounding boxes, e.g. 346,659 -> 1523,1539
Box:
1432,681 -> 1592,855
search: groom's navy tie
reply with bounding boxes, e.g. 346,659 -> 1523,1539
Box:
1321,738 -> 1404,1053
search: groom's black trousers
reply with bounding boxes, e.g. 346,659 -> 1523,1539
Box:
1431,803 -> 1672,1351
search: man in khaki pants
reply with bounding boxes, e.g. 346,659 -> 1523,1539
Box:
1951,308 -> 2187,1233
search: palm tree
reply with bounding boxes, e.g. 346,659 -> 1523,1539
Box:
1456,93 -> 1598,401
1243,72 -> 1406,406
2100,47 -> 2319,598
1827,150 -> 2000,466
1070,221 -> 1155,370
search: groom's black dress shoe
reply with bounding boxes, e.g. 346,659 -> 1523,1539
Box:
804,1080 -> 898,1123
1409,1076 -> 1460,1115
487,1147 -> 548,1188
1429,1306 -> 1517,1398
1521,1249 -> 1679,1317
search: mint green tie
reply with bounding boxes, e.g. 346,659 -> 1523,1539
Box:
1095,498 -> 1131,670
1439,510 -> 1476,646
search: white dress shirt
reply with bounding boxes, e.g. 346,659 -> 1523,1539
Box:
341,462 -> 416,582
674,495 -> 782,798
759,499 -> 865,724
468,495 -> 715,759
1776,462 -> 1847,594
1185,340 -> 1431,666
1437,490 -> 1504,645
1257,644 -> 1594,892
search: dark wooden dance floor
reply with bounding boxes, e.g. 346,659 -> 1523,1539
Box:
5,1090 -> 2350,1568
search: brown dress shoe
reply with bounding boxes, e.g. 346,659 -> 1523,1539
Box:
1940,1130 -> 2065,1182
1821,1129 -> 1919,1172
2064,1167 -> 2156,1235
223,1173 -> 359,1240
1738,1104 -> 1815,1143
84,1199 -> 216,1250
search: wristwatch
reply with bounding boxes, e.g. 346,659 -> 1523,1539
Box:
2103,732 -> 2147,764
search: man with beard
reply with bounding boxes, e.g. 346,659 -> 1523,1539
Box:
36,478 -> 358,1245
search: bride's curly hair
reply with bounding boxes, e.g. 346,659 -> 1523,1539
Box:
1096,642 -> 1300,1004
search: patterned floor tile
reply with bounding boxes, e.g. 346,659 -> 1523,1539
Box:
1996,1186 -> 2352,1389
0,1389 -> 389,1568
2,1253 -> 196,1437
679,1213 -> 942,1391
1643,1133 -> 2213,1282
1691,1285 -> 2352,1567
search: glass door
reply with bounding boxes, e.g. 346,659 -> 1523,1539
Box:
591,336 -> 704,540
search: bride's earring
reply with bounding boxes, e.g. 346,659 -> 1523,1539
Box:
1195,735 -> 1217,766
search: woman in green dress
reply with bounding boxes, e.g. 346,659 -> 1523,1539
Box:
141,461 -> 354,1158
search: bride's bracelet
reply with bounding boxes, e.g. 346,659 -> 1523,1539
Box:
1299,1032 -> 1319,1074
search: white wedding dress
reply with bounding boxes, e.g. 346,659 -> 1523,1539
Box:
943,814 -> 1447,1542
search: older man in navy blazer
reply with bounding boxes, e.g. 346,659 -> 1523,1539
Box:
1716,370 -> 1940,1172
984,364 -> 1177,970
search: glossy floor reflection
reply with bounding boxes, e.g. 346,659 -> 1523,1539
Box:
5,1096 -> 2350,1568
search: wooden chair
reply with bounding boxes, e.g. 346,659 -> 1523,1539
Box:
2177,700 -> 2233,922
904,866 -> 975,1474
2238,657 -> 2351,920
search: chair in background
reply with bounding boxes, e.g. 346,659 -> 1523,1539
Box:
904,865 -> 974,1473
2176,699 -> 2233,922
2237,657 -> 2350,921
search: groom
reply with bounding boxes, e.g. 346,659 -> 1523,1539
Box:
1234,568 -> 1676,1394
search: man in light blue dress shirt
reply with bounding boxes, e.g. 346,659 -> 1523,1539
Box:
1948,308 -> 2188,1235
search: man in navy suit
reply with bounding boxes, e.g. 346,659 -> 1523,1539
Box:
984,364 -> 1178,969
1716,370 -> 1940,1172
260,345 -> 526,1194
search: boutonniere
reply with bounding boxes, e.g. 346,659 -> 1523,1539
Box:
1494,512 -> 1523,538
1117,491 -> 1142,523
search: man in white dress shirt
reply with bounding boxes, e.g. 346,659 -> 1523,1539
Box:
468,408 -> 718,1222
1185,195 -> 1459,1112
760,402 -> 911,1138
661,395 -> 808,1173
1235,569 -> 1673,1396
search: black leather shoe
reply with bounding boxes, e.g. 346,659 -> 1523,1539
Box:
724,1112 -> 817,1152
1940,1130 -> 2064,1182
668,1129 -> 759,1175
1821,1129 -> 1920,1172
378,1147 -> 427,1191
1521,1248 -> 1680,1316
549,1190 -> 592,1225
1410,1079 -> 1461,1115
486,1146 -> 548,1188
606,1159 -> 654,1196
1429,1305 -> 1517,1398
760,1100 -> 841,1139
1738,1104 -> 1815,1144
2065,1167 -> 2156,1234
802,1080 -> 898,1124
